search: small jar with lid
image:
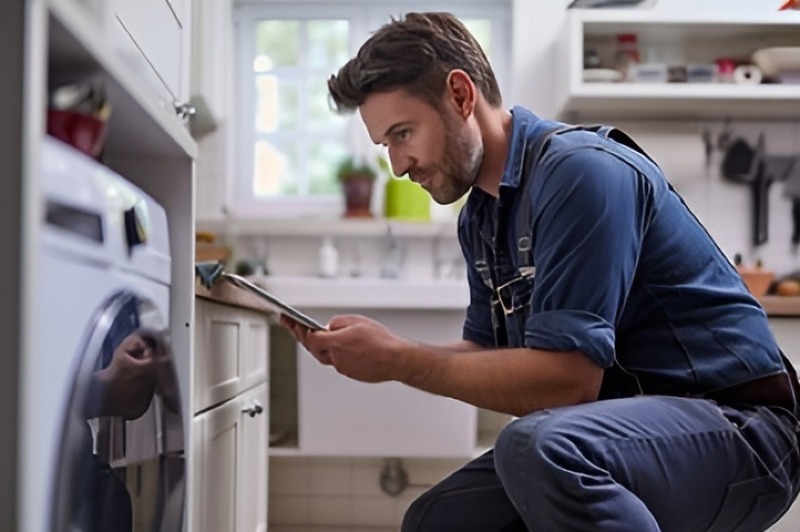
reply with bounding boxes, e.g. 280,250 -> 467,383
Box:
614,33 -> 640,82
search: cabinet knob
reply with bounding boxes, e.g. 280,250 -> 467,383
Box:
174,102 -> 196,120
242,399 -> 264,418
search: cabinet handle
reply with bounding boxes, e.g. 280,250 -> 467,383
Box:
241,399 -> 264,418
174,102 -> 196,120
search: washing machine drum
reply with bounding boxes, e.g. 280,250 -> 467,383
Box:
51,290 -> 185,531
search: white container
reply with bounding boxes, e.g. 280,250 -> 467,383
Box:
318,237 -> 339,278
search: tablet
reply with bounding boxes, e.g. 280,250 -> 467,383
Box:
224,273 -> 326,331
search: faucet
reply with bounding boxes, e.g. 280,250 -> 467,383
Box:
379,224 -> 405,279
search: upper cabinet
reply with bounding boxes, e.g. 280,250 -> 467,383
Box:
48,0 -> 196,157
111,0 -> 192,112
555,9 -> 800,121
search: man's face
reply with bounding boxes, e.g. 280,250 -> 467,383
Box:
359,88 -> 483,205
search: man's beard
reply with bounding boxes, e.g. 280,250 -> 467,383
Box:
428,113 -> 483,205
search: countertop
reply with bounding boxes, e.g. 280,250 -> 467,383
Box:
759,296 -> 800,317
195,276 -> 282,317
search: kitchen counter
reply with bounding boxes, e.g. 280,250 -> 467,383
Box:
195,276 -> 282,317
759,296 -> 800,317
197,276 -> 800,317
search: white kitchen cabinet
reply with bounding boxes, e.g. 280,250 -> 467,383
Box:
7,0 -> 195,530
556,9 -> 800,121
191,297 -> 270,532
112,0 -> 192,111
194,299 -> 269,413
191,384 -> 269,532
191,398 -> 238,532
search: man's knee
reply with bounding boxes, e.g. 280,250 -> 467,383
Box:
400,489 -> 442,532
495,409 -> 584,485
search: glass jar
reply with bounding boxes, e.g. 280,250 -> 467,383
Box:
614,33 -> 640,82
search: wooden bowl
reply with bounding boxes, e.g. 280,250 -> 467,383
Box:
737,268 -> 775,297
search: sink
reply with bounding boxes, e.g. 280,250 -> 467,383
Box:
251,275 -> 469,310
254,274 -> 479,458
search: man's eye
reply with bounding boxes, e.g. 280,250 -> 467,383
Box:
396,129 -> 411,142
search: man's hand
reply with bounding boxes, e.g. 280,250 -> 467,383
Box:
281,314 -> 411,383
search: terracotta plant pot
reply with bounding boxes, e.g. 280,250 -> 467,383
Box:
341,175 -> 374,218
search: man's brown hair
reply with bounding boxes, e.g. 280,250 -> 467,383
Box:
328,12 -> 502,113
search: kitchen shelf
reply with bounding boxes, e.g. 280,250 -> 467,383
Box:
557,8 -> 800,121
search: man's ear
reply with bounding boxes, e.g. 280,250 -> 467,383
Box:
446,70 -> 476,119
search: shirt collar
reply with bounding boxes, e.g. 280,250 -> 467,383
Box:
501,106 -> 543,190
463,107 -> 546,220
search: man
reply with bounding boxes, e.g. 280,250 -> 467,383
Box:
282,11 -> 800,531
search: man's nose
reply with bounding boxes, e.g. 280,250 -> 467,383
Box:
387,147 -> 410,177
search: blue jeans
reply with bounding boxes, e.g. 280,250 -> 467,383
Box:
402,397 -> 800,531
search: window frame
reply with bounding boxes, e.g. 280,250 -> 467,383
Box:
233,0 -> 512,219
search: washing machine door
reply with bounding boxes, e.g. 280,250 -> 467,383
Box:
51,290 -> 185,532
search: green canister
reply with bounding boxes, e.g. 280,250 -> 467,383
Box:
383,177 -> 431,221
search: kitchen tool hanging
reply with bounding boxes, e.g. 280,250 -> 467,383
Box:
722,135 -> 800,246
722,135 -> 771,246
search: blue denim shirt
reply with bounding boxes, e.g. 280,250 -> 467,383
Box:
458,106 -> 785,398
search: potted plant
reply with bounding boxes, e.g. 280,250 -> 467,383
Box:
336,156 -> 377,218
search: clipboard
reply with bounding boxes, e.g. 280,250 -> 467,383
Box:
224,273 -> 326,331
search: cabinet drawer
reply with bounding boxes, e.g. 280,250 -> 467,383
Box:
194,299 -> 269,413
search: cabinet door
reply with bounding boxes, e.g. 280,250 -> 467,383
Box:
237,383 -> 269,532
193,399 -> 240,532
241,316 -> 269,392
194,299 -> 270,413
194,300 -> 244,412
112,0 -> 187,102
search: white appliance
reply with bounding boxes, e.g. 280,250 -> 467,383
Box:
22,136 -> 185,531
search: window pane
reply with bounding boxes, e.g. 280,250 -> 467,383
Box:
307,140 -> 348,195
254,140 -> 299,197
307,20 -> 349,70
255,76 -> 299,132
308,78 -> 348,129
255,20 -> 300,68
463,19 -> 492,58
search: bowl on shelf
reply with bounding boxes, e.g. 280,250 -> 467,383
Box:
46,109 -> 108,158
751,47 -> 800,83
737,267 -> 775,297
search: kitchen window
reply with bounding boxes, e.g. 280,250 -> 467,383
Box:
234,1 -> 511,218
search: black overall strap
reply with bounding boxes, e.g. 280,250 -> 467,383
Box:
513,124 -> 576,269
471,123 -> 570,292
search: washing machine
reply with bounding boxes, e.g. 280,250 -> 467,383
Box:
22,136 -> 185,531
